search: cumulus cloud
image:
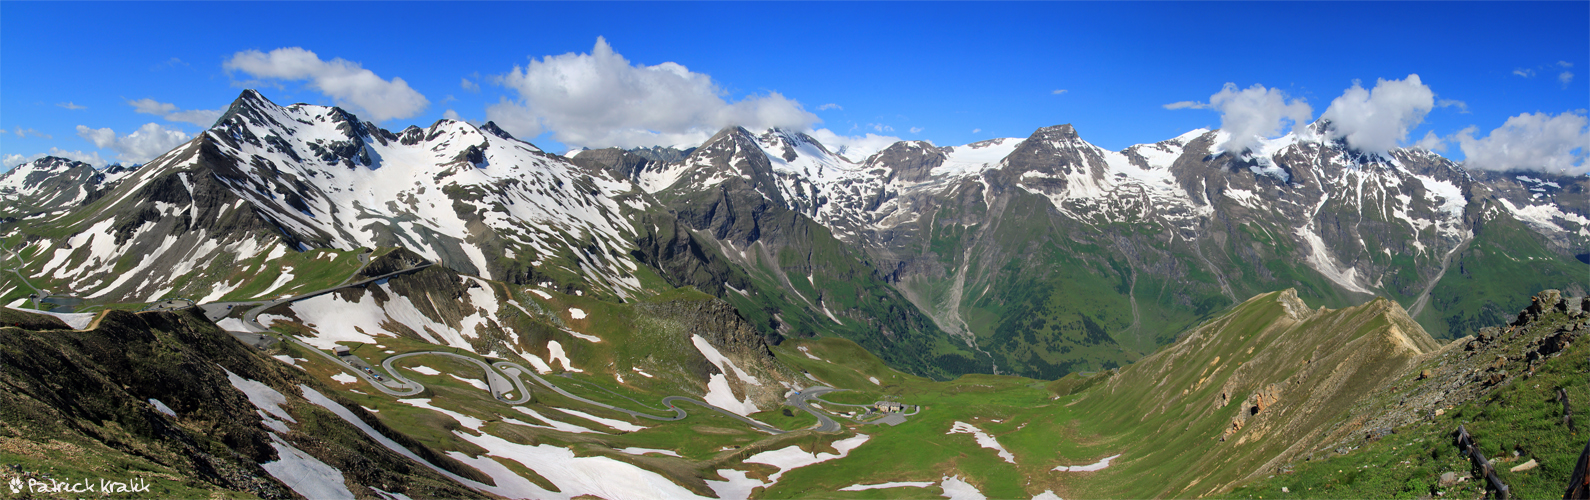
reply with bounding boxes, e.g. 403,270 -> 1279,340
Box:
76,123 -> 191,164
1412,130 -> 1447,152
127,98 -> 223,127
1437,98 -> 1470,114
1207,83 -> 1312,153
56,102 -> 86,110
1052,89 -> 1068,95
1163,100 -> 1209,110
224,47 -> 428,121
870,123 -> 894,133
1457,111 -> 1589,174
807,129 -> 902,162
443,109 -> 462,121
1319,74 -> 1435,155
817,103 -> 842,111
1560,61 -> 1575,68
1561,71 -> 1574,88
910,127 -> 924,134
3,148 -> 108,168
1514,68 -> 1536,78
461,78 -> 480,93
487,37 -> 818,149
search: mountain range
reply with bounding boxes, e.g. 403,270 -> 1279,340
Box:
2,89 -> 1587,499
5,89 -> 1585,380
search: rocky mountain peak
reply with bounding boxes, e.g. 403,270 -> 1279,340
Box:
1000,123 -> 1105,177
479,121 -> 515,141
864,140 -> 947,183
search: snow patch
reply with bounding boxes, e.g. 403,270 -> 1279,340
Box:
225,368 -> 296,424
692,334 -> 760,385
398,398 -> 483,431
546,340 -> 583,372
410,365 -> 442,376
331,373 -> 358,384
568,307 -> 586,319
840,481 -> 936,491
450,374 -> 490,392
261,433 -> 356,500
552,407 -> 646,432
455,430 -> 714,500
149,398 -> 176,417
1053,454 -> 1120,472
948,421 -> 1015,464
5,305 -> 94,329
939,475 -> 987,500
508,407 -> 605,434
618,447 -> 680,457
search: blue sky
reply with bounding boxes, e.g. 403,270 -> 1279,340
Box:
2,2 -> 1586,170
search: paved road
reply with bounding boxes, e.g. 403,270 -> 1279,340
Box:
495,361 -> 824,434
196,248 -> 841,435
786,387 -> 844,432
279,334 -> 423,397
382,351 -> 530,404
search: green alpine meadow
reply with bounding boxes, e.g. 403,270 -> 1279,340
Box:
3,3 -> 1587,498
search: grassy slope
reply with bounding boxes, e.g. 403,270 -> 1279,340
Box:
1234,313 -> 1588,499
1421,211 -> 1589,339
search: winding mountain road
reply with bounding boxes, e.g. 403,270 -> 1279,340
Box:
200,251 -> 842,435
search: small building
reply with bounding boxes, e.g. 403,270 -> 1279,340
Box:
333,345 -> 351,356
875,401 -> 905,413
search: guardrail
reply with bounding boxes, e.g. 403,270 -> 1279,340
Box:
1455,424 -> 1509,500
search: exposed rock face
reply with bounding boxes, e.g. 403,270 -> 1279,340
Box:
0,308 -> 488,499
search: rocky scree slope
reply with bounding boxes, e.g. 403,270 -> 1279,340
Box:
0,306 -> 490,499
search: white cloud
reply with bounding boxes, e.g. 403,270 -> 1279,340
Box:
1412,130 -> 1447,152
1437,98 -> 1470,114
76,123 -> 191,164
1458,111 -> 1589,174
817,103 -> 842,111
56,102 -> 86,110
909,127 -> 924,134
807,129 -> 901,162
487,37 -> 818,149
1052,89 -> 1068,95
461,78 -> 480,93
1319,74 -> 1434,155
3,148 -> 108,168
224,47 -> 429,121
870,123 -> 894,133
127,98 -> 223,127
11,127 -> 52,139
443,109 -> 462,121
1514,68 -> 1536,78
972,128 -> 981,134
166,109 -> 223,127
1163,101 -> 1209,110
1208,83 -> 1312,153
129,98 -> 177,116
1560,61 -> 1574,68
1561,71 -> 1574,88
